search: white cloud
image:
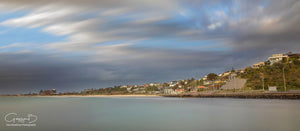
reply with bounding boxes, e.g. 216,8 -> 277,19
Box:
0,0 -> 300,64
1,7 -> 77,28
208,22 -> 222,30
0,43 -> 24,49
101,7 -> 133,16
0,0 -> 181,55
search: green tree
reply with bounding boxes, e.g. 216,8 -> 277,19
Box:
146,86 -> 158,91
207,73 -> 218,81
199,79 -> 204,85
231,67 -> 236,73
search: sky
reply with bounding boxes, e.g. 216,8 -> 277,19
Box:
0,0 -> 300,94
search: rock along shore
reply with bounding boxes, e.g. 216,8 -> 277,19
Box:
163,92 -> 300,99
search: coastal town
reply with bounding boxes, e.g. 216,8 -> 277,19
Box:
1,1 -> 300,131
27,52 -> 300,99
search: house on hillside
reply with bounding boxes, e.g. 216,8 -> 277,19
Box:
178,84 -> 183,88
287,52 -> 300,60
253,62 -> 265,68
175,89 -> 185,94
144,84 -> 150,88
126,87 -> 133,92
236,68 -> 245,74
229,72 -> 237,80
164,89 -> 176,94
196,86 -> 208,90
223,71 -> 231,77
203,81 -> 212,85
202,75 -> 207,81
268,54 -> 287,65
218,73 -> 223,77
133,88 -> 146,94
169,81 -> 178,87
150,83 -> 160,86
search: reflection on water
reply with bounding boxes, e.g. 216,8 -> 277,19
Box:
1,97 -> 300,131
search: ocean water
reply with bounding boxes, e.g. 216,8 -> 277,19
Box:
1,97 -> 300,131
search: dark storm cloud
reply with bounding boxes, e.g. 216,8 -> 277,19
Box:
0,52 -> 114,94
178,0 -> 300,60
0,48 -> 245,94
226,0 -> 300,59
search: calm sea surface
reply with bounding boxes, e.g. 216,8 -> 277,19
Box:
1,97 -> 300,131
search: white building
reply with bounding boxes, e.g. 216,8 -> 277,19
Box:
202,75 -> 207,81
253,62 -> 265,68
126,87 -> 132,92
169,81 -> 177,87
223,71 -> 231,76
229,72 -> 237,80
268,54 -> 287,65
236,69 -> 245,74
218,73 -> 223,77
204,81 -> 211,85
121,85 -> 127,88
150,83 -> 160,86
163,89 -> 176,94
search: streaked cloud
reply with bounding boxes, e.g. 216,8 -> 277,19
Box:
0,0 -> 300,94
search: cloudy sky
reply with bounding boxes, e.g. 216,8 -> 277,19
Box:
0,0 -> 300,94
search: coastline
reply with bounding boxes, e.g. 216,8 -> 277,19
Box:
163,92 -> 300,99
2,92 -> 300,99
0,94 -> 161,97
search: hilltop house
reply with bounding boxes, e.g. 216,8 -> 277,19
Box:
229,72 -> 237,80
268,54 -> 287,65
253,62 -> 265,68
218,73 -> 223,77
236,68 -> 245,74
202,75 -> 207,81
169,81 -> 178,87
223,71 -> 231,77
287,52 -> 300,60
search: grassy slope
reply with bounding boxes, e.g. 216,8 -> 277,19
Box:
240,58 -> 300,91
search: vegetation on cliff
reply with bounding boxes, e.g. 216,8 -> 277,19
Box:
240,58 -> 300,91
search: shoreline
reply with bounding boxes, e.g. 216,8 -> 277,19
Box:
0,94 -> 161,97
2,93 -> 300,99
163,92 -> 300,99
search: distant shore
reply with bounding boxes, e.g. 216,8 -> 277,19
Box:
2,92 -> 300,99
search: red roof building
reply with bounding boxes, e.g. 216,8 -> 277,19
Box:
197,86 -> 208,89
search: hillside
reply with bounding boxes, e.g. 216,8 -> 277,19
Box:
240,58 -> 300,91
